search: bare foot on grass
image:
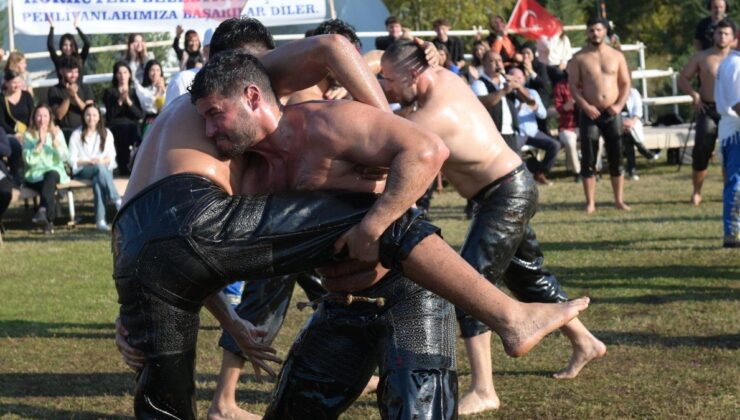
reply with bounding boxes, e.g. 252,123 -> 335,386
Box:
585,203 -> 596,214
615,202 -> 631,211
500,297 -> 590,357
207,405 -> 261,420
553,334 -> 607,379
691,192 -> 702,206
361,375 -> 379,395
458,388 -> 500,416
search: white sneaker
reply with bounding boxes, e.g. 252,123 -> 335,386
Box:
96,221 -> 111,232
114,199 -> 122,211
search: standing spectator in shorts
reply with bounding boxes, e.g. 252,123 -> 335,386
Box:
432,18 -> 465,69
375,16 -> 403,51
122,33 -> 155,84
172,25 -> 202,70
47,56 -> 95,142
103,62 -> 143,175
553,76 -> 581,182
537,29 -> 573,84
4,51 -> 33,96
68,104 -> 121,231
22,104 -> 68,234
47,15 -> 90,82
134,60 -> 167,136
695,0 -> 730,51
487,15 -> 519,63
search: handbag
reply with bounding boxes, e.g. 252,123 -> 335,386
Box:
4,96 -> 27,135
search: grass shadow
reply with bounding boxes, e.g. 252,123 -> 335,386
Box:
0,320 -> 114,339
595,331 -> 740,350
0,403 -> 130,419
0,372 -> 134,397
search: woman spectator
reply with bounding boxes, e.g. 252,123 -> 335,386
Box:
536,30 -> 572,85
103,62 -> 143,174
466,40 -> 490,82
4,51 -> 33,96
172,25 -> 202,70
134,60 -> 167,136
0,131 -> 14,233
0,70 -> 34,138
123,33 -> 155,84
552,76 -> 581,182
437,44 -> 460,75
22,104 -> 68,234
47,15 -> 90,82
68,105 -> 121,231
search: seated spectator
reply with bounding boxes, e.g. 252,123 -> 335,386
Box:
22,104 -> 69,234
4,51 -> 33,96
68,104 -> 121,231
487,15 -> 519,63
172,25 -> 202,70
552,76 -> 581,181
164,28 -> 213,108
134,60 -> 167,136
104,62 -> 143,175
466,40 -> 490,82
438,44 -> 460,75
695,0 -> 729,51
0,70 -> 34,138
432,18 -> 465,69
122,33 -> 155,84
0,131 -> 14,232
510,67 -> 561,185
47,15 -> 90,82
622,87 -> 659,180
536,29 -> 572,84
375,16 -> 403,51
47,56 -> 95,142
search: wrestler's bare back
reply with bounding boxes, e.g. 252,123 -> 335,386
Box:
406,67 -> 522,198
569,45 -> 627,109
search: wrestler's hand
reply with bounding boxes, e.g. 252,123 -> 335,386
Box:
605,104 -> 622,116
318,260 -> 389,292
334,223 -> 380,264
691,94 -> 708,114
582,103 -> 601,120
230,318 -> 282,379
324,85 -> 349,100
115,316 -> 146,371
415,37 -> 440,67
355,164 -> 388,181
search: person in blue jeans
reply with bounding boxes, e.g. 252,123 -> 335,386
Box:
68,104 -> 121,231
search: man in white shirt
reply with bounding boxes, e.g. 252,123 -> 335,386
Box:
715,42 -> 740,247
164,28 -> 213,108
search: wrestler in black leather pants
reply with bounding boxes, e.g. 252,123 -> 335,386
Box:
263,272 -> 457,420
579,111 -> 625,178
112,174 -> 439,420
692,104 -> 721,171
455,165 -> 568,338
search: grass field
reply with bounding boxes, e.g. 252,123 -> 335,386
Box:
1,162 -> 738,419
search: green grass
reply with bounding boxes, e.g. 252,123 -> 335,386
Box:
1,161 -> 739,419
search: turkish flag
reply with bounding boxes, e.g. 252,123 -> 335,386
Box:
507,0 -> 563,41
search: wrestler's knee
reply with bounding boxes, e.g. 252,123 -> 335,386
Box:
378,368 -> 458,420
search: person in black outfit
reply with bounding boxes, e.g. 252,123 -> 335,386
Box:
432,18 -> 465,69
0,70 -> 34,185
47,56 -> 95,142
375,16 -> 403,51
46,15 -> 90,82
103,62 -> 144,175
0,130 -> 14,232
695,0 -> 730,50
172,25 -> 202,70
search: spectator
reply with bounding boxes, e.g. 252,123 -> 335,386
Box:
46,15 -> 90,82
537,29 -> 573,84
164,28 -> 213,108
438,44 -> 460,75
521,44 -> 551,102
472,51 -> 521,152
432,18 -> 465,69
375,16 -> 403,51
509,67 -> 561,185
47,55 -> 95,142
695,0 -> 730,51
134,60 -> 167,135
466,40 -> 490,82
172,25 -> 202,70
68,104 -> 121,231
552,76 -> 581,181
0,70 -> 34,139
22,104 -> 69,234
103,62 -> 143,175
123,33 -> 155,84
4,51 -> 33,96
0,131 -> 13,232
487,15 -> 518,63
622,87 -> 659,180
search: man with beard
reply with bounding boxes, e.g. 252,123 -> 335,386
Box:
114,19 -> 590,420
568,17 -> 632,214
376,41 -> 605,416
679,19 -> 737,206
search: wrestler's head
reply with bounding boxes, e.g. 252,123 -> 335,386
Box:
714,18 -> 738,48
210,17 -> 276,57
380,40 -> 429,106
190,50 -> 279,158
586,17 -> 609,46
311,19 -> 362,51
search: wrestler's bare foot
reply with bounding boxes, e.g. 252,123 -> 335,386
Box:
207,404 -> 260,420
500,298 -> 590,357
553,334 -> 607,379
458,388 -> 500,416
361,375 -> 380,395
585,203 -> 596,214
615,202 -> 631,211
691,192 -> 702,206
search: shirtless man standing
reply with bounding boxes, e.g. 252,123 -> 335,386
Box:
380,41 -> 606,416
679,19 -> 737,206
114,22 -> 589,419
568,17 -> 632,214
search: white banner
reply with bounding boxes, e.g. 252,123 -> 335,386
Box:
12,0 -> 327,35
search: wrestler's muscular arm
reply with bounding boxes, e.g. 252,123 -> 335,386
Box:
260,35 -> 391,112
567,56 -> 600,120
678,52 -> 707,113
607,52 -> 631,116
313,101 -> 449,262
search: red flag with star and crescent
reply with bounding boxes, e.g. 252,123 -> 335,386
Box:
507,0 -> 563,40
